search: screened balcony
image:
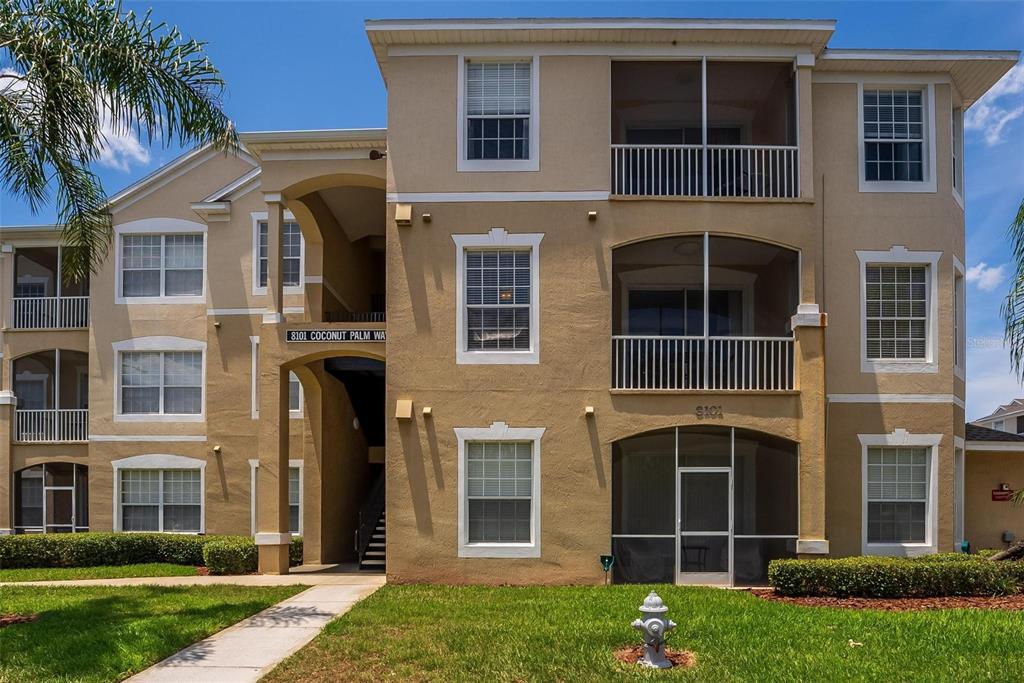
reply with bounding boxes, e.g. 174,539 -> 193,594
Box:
13,350 -> 89,443
612,235 -> 798,391
11,247 -> 89,329
611,61 -> 798,198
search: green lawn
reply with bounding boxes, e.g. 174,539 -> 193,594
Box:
264,584 -> 1024,683
0,563 -> 200,583
0,584 -> 304,683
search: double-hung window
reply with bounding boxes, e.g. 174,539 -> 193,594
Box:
249,463 -> 302,535
120,468 -> 202,532
865,447 -> 929,544
120,351 -> 202,416
288,371 -> 302,414
865,265 -> 928,361
456,421 -> 544,558
121,234 -> 204,298
454,230 -> 542,365
465,249 -> 531,352
460,58 -> 538,171
257,220 -> 303,290
466,441 -> 533,544
863,89 -> 924,182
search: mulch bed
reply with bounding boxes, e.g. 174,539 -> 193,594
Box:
196,566 -> 211,576
752,590 -> 1024,611
0,613 -> 39,628
614,645 -> 697,668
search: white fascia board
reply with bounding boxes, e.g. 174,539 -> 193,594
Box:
201,167 -> 263,203
366,18 -> 837,32
822,48 -> 1020,62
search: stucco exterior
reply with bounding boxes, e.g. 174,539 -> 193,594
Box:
0,17 -> 1019,583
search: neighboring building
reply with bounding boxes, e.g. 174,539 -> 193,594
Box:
0,18 -> 1019,585
963,424 -> 1024,551
973,399 -> 1024,434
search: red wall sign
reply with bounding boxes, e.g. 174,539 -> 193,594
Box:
992,489 -> 1015,502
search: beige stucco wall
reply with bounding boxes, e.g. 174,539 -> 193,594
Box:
964,451 -> 1024,551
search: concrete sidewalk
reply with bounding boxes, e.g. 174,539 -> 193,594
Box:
0,564 -> 383,588
125,578 -> 384,683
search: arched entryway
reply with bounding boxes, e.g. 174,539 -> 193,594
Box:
13,463 -> 89,533
612,425 -> 798,586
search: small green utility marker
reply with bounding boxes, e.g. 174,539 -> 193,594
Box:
600,554 -> 615,585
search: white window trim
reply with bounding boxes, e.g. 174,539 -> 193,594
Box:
456,55 -> 540,172
455,421 -> 544,558
857,245 -> 941,374
250,336 -> 260,419
289,371 -> 303,418
857,82 -> 937,194
250,211 -> 304,296
112,336 -> 206,422
858,430 -> 941,557
951,103 -> 965,210
953,435 -> 965,548
452,228 -> 543,365
249,458 -> 303,536
953,256 -> 965,380
114,218 -> 208,305
111,453 -> 206,533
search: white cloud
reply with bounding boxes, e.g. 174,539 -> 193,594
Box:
965,262 -> 1007,292
965,64 -> 1024,146
1,68 -> 149,172
94,106 -> 150,172
967,343 -> 1024,420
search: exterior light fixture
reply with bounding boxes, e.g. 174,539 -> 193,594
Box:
422,213 -> 432,223
585,406 -> 595,417
588,210 -> 598,221
395,203 -> 413,227
213,445 -> 222,454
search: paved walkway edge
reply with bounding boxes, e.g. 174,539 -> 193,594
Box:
125,579 -> 385,683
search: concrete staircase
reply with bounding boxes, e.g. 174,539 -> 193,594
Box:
359,511 -> 385,572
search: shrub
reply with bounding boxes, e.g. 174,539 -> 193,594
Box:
768,555 -> 1023,598
203,538 -> 258,575
0,533 -> 301,571
203,536 -> 303,575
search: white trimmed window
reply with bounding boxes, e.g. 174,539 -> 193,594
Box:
456,421 -> 544,558
857,247 -> 940,374
859,430 -> 939,556
458,57 -> 539,172
252,213 -> 304,295
249,460 -> 303,535
113,337 -> 206,422
858,84 -> 936,193
865,447 -> 929,544
120,351 -> 202,415
118,466 -> 203,533
289,371 -> 302,415
954,262 -> 966,377
952,106 -> 964,202
120,234 -> 204,298
453,229 -> 543,365
865,265 -> 927,361
993,419 -> 1005,432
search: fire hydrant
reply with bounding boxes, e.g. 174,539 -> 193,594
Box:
631,591 -> 677,669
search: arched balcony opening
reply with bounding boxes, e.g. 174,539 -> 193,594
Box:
611,234 -> 799,391
612,426 -> 798,586
12,350 -> 89,442
13,463 -> 89,533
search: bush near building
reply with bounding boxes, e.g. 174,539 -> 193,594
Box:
0,533 -> 302,574
769,555 -> 1024,598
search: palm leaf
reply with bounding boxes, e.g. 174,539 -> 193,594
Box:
0,0 -> 238,281
1002,197 -> 1024,379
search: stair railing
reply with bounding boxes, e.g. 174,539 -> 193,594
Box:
355,471 -> 386,563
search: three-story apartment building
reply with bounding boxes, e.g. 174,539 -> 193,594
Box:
0,18 -> 1018,585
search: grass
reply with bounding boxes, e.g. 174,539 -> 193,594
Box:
0,584 -> 304,682
0,563 -> 200,583
264,584 -> 1024,683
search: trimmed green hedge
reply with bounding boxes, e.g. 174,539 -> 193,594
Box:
768,555 -> 1024,598
202,536 -> 305,575
0,533 -> 303,573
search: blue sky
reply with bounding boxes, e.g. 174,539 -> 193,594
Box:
1,1 -> 1022,418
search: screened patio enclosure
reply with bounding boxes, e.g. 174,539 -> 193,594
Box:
612,426 -> 798,586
